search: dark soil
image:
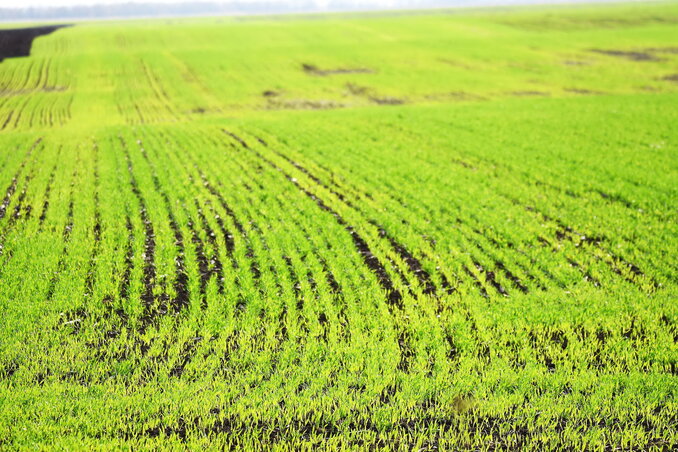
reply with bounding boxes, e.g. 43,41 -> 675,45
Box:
510,91 -> 550,97
373,222 -> 437,295
345,83 -> 405,105
565,88 -> 605,95
0,25 -> 70,62
590,49 -> 662,62
223,129 -> 403,309
424,92 -> 484,102
302,63 -> 374,76
345,83 -> 369,96
369,96 -> 405,105
266,99 -> 345,110
643,47 -> 678,55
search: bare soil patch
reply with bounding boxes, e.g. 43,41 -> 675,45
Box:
424,91 -> 484,102
502,16 -> 678,31
0,25 -> 70,62
563,60 -> 591,66
302,63 -> 374,76
370,96 -> 404,105
565,88 -> 605,95
344,83 -> 405,106
643,47 -> 678,55
510,91 -> 550,97
590,49 -> 662,62
265,98 -> 345,110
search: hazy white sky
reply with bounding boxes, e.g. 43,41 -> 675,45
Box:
5,0 -> 206,5
0,0 -> 331,6
3,0 -> 402,6
0,0 -> 590,7
0,0 -> 632,8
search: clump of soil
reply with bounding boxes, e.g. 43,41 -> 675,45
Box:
0,25 -> 71,62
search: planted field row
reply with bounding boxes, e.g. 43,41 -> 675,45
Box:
1,114 -> 675,448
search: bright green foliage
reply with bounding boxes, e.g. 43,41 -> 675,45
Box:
0,2 -> 677,450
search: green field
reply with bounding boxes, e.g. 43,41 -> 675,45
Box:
1,1 -> 677,449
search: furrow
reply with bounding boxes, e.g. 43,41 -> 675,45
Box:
136,140 -> 190,316
194,200 -> 225,294
37,146 -> 61,228
119,137 -> 158,332
0,137 -> 42,222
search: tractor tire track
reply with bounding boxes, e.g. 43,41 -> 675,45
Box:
226,130 -> 403,309
249,133 -> 458,299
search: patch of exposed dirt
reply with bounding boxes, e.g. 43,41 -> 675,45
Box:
0,25 -> 71,62
509,90 -> 550,97
0,86 -> 66,98
344,83 -> 405,106
262,90 -> 281,97
370,96 -> 405,105
265,98 -> 346,110
345,83 -> 369,96
660,74 -> 678,83
302,63 -> 374,76
424,91 -> 484,102
501,16 -> 678,32
590,49 -> 662,62
642,47 -> 678,55
563,60 -> 591,66
565,88 -> 605,95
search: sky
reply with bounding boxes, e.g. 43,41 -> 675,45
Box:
1,0 -> 403,6
0,0 -> 298,6
0,0 -> 629,8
